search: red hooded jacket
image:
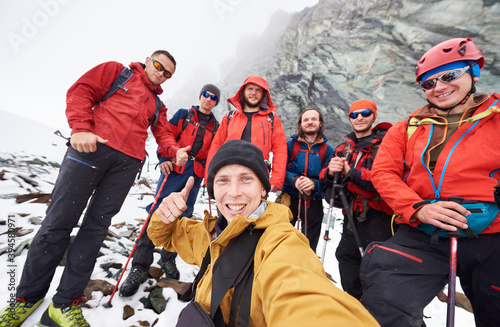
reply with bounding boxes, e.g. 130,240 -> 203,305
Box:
205,76 -> 287,189
66,61 -> 179,160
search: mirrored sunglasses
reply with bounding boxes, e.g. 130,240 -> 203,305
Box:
201,91 -> 218,101
151,58 -> 173,79
420,66 -> 469,90
349,109 -> 373,119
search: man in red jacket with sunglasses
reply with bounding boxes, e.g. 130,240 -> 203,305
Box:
0,50 -> 186,327
360,38 -> 500,327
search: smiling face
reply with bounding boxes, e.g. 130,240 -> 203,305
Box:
349,109 -> 374,138
144,54 -> 175,85
243,83 -> 264,111
214,164 -> 267,223
423,69 -> 477,113
300,109 -> 321,136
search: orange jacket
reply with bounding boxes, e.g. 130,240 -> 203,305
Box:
371,93 -> 500,234
205,76 -> 287,189
66,61 -> 179,160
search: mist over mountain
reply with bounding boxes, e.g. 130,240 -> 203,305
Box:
212,0 -> 500,144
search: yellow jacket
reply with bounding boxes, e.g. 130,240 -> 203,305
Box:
148,201 -> 379,327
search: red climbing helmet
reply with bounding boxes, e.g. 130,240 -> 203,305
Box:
415,38 -> 484,82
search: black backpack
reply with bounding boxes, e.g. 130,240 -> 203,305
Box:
94,67 -> 163,128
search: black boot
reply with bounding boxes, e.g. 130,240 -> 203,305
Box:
119,268 -> 148,297
158,257 -> 180,280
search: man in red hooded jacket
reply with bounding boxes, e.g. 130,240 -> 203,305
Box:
205,76 -> 287,192
0,50 -> 187,327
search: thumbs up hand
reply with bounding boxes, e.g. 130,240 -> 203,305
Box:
156,177 -> 195,224
175,145 -> 191,166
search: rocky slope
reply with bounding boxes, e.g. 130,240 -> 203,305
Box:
218,0 -> 500,144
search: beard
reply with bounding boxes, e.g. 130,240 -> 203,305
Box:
353,125 -> 372,135
303,129 -> 319,136
244,97 -> 261,109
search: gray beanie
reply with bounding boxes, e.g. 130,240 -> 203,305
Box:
199,84 -> 221,106
207,139 -> 271,199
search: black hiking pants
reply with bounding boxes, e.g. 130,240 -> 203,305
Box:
335,208 -> 393,299
360,225 -> 500,327
16,144 -> 142,304
290,196 -> 323,252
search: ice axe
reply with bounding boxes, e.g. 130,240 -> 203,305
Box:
103,172 -> 170,308
321,150 -> 343,264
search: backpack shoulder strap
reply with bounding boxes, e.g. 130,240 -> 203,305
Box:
210,224 -> 265,322
94,67 -> 133,106
268,112 -> 275,134
149,96 -> 162,128
287,139 -> 301,169
318,142 -> 328,167
180,109 -> 196,134
226,109 -> 236,135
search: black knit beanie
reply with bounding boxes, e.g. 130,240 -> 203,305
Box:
207,139 -> 271,199
199,84 -> 221,106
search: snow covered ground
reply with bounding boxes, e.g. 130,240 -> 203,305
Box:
0,110 -> 475,326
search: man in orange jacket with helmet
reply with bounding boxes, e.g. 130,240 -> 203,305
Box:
360,38 -> 500,326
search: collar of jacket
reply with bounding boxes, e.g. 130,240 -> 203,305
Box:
411,93 -> 490,121
131,62 -> 164,95
205,201 -> 292,245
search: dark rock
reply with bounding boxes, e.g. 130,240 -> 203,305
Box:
15,193 -> 51,204
148,267 -> 164,280
14,239 -> 32,256
81,279 -> 115,307
148,287 -> 168,314
156,278 -> 192,298
28,217 -> 43,225
139,296 -> 152,310
123,304 -> 135,320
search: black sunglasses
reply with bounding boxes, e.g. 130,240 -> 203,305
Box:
150,58 -> 173,79
201,91 -> 218,101
349,109 -> 373,119
420,66 -> 469,91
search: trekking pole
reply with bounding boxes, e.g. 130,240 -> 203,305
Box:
339,184 -> 364,257
297,196 -> 303,233
304,196 -> 308,238
321,150 -> 343,264
445,196 -> 465,327
104,173 -> 170,308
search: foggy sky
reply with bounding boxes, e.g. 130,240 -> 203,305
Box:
0,0 -> 318,129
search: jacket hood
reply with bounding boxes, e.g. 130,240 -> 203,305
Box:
130,62 -> 163,95
227,75 -> 276,113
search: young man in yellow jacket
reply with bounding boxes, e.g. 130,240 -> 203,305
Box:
148,139 -> 379,326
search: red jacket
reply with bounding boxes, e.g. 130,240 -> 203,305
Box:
320,123 -> 393,216
66,61 -> 179,160
371,93 -> 500,234
205,76 -> 287,189
163,106 -> 219,178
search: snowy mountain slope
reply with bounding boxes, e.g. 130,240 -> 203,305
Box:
0,111 -> 475,326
